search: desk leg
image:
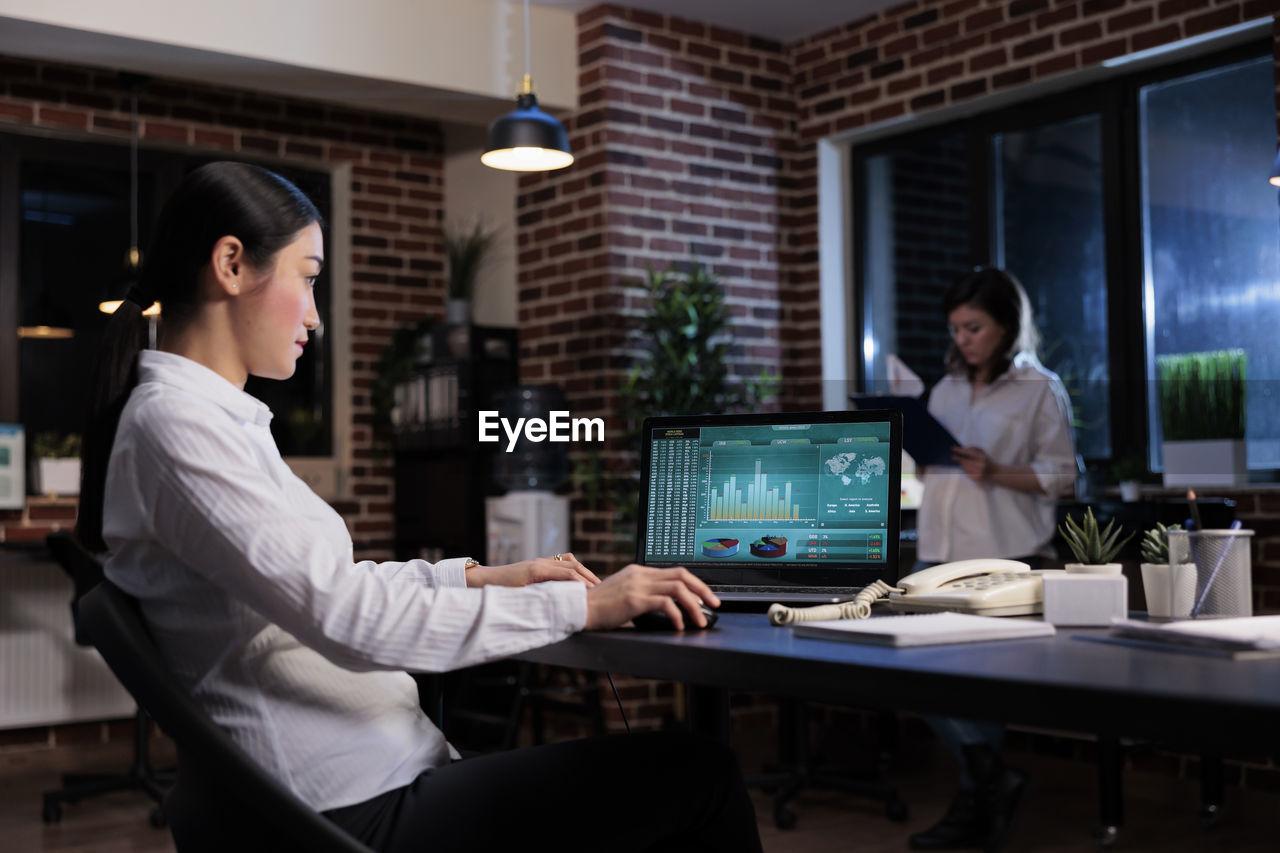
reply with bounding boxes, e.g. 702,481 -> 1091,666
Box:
1094,735 -> 1123,848
687,685 -> 731,743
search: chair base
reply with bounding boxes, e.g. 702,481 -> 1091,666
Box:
40,708 -> 172,826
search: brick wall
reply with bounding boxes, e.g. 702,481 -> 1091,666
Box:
515,6 -> 794,565
0,54 -> 448,559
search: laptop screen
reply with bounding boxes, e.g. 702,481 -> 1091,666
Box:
636,410 -> 902,590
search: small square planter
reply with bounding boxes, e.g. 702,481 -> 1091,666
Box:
1161,439 -> 1246,488
32,458 -> 80,496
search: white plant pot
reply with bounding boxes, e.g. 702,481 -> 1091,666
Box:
1139,562 -> 1197,619
1119,481 -> 1142,502
445,298 -> 471,325
34,458 -> 80,496
1161,439 -> 1246,487
1064,562 -> 1123,575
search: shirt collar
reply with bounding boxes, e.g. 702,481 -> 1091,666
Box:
137,350 -> 273,427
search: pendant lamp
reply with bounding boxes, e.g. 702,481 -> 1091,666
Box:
481,0 -> 573,172
100,75 -> 159,317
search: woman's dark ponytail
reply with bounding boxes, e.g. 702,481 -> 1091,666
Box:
77,161 -> 321,553
77,297 -> 148,552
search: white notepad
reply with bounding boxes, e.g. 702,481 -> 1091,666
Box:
792,612 -> 1056,647
1108,615 -> 1280,656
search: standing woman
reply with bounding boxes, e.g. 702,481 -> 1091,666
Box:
78,162 -> 762,853
909,267 -> 1076,852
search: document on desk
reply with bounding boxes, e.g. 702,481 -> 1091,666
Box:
792,612 -> 1056,648
1106,616 -> 1280,659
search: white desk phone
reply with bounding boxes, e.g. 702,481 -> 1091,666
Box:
888,558 -> 1051,617
768,558 -> 1057,626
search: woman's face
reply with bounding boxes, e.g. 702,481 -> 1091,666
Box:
947,302 -> 1005,374
235,222 -> 323,381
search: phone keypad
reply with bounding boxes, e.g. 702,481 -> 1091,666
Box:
945,573 -> 1023,590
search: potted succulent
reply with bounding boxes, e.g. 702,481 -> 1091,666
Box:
1138,521 -> 1196,619
1058,506 -> 1133,575
30,432 -> 81,497
1157,349 -> 1247,487
1110,455 -> 1145,503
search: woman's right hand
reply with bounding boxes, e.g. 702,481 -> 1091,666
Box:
584,564 -> 720,631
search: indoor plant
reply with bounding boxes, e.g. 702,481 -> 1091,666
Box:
30,432 -> 81,497
1157,349 -> 1247,487
1138,521 -> 1196,618
1110,455 -> 1145,503
442,220 -> 498,326
1058,506 -> 1133,574
584,263 -> 777,553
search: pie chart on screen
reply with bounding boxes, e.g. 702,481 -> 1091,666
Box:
701,538 -> 740,557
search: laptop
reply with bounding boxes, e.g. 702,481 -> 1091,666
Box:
635,409 -> 903,604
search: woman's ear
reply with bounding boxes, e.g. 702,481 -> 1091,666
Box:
210,235 -> 246,297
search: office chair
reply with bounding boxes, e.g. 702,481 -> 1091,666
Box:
79,580 -> 373,853
41,530 -> 170,826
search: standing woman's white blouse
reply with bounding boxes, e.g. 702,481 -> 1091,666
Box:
103,350 -> 587,812
917,352 -> 1077,564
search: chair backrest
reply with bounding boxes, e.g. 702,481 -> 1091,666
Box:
45,530 -> 106,645
79,581 -> 372,853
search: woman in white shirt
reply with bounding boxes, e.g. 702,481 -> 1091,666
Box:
909,267 -> 1075,853
77,162 -> 762,853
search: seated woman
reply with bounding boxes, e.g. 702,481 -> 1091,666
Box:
78,161 -> 762,853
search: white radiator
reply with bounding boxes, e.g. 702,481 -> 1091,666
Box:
0,551 -> 135,729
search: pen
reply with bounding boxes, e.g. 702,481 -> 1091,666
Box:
1190,520 -> 1244,618
1187,489 -> 1202,531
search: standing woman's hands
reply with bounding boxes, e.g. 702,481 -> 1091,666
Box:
466,552 -> 601,588
952,446 -> 996,482
584,565 -> 720,630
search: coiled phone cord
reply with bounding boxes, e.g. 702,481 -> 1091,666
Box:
767,579 -> 902,626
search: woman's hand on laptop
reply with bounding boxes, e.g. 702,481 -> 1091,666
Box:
466,553 -> 601,589
584,565 -> 720,630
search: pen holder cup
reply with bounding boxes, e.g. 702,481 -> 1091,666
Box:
1166,529 -> 1255,618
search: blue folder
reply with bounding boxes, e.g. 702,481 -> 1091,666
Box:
849,394 -> 959,467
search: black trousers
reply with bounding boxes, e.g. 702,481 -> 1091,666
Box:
323,732 -> 763,853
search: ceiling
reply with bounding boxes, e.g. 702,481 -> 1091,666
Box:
535,0 -> 902,42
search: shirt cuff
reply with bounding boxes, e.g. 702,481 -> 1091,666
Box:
1029,460 -> 1075,498
545,580 -> 589,634
433,557 -> 470,589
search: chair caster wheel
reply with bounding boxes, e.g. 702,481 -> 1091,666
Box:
1093,825 -> 1119,849
774,806 -> 797,830
149,807 -> 167,829
42,799 -> 62,824
886,799 -> 909,822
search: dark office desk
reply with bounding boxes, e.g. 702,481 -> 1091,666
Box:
516,613 -> 1280,756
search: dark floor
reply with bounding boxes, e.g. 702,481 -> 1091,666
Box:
2,733 -> 1276,852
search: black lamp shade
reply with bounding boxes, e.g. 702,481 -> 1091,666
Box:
481,92 -> 573,172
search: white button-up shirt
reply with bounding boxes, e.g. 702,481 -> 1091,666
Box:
917,353 -> 1077,563
103,350 -> 587,812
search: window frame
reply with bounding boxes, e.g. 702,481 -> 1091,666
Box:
849,39 -> 1273,471
0,126 -> 353,496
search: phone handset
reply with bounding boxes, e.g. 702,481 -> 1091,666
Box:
896,558 -> 1031,595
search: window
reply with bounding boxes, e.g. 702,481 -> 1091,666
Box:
854,43 -> 1276,472
1,136 -> 333,458
1139,57 -> 1280,470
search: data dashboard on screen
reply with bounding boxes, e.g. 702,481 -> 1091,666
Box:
641,418 -> 896,568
